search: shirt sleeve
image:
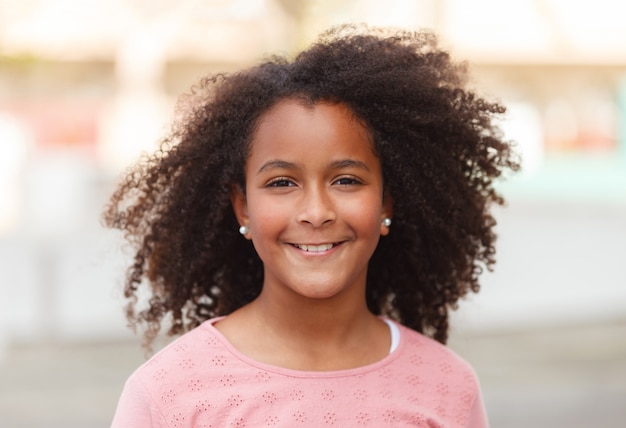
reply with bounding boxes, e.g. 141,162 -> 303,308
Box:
467,385 -> 490,428
110,375 -> 166,428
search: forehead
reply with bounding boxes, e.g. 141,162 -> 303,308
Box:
247,99 -> 375,163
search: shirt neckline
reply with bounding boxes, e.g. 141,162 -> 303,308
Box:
202,316 -> 406,378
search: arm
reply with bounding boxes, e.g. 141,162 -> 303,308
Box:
467,386 -> 489,428
111,375 -> 167,428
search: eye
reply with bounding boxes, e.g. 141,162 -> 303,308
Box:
334,176 -> 362,186
266,177 -> 296,188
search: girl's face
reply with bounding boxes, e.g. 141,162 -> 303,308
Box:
231,99 -> 392,303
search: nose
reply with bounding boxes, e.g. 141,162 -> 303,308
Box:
296,184 -> 336,228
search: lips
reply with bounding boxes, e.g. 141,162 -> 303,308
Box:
292,243 -> 335,252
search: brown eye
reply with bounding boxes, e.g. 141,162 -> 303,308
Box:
266,178 -> 295,187
334,177 -> 362,186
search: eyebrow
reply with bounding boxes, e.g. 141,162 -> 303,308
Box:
257,160 -> 298,175
329,159 -> 371,172
256,158 -> 371,175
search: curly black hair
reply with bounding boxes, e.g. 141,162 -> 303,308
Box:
104,24 -> 519,347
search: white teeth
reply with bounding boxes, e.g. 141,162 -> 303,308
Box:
296,243 -> 334,252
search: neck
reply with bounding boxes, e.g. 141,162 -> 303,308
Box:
245,292 -> 386,370
252,287 -> 373,343
214,284 -> 390,371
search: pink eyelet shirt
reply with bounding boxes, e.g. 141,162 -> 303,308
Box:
111,318 -> 488,427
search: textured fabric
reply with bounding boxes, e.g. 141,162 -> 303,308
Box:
111,318 -> 489,427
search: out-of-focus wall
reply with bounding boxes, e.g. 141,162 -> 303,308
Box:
1,0 -> 625,347
1,2 -> 625,427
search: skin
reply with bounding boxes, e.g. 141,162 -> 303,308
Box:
217,99 -> 393,371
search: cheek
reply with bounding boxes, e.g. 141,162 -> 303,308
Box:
345,196 -> 384,234
247,196 -> 288,237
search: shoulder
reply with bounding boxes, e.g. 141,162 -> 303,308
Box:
394,322 -> 481,386
388,323 -> 488,426
121,318 -> 228,407
112,319 -> 225,427
132,318 -> 223,380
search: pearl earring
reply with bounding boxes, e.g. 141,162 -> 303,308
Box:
239,225 -> 249,235
382,218 -> 392,227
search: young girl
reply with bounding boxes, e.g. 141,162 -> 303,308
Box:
106,24 -> 518,427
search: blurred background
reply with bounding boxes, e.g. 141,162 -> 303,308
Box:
1,0 -> 625,427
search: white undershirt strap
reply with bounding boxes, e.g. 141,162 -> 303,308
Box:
383,318 -> 400,353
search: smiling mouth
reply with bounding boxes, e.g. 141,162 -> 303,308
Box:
292,243 -> 336,253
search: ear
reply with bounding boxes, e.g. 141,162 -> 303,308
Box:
380,191 -> 393,237
230,183 -> 251,239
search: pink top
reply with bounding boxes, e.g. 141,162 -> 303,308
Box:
111,318 -> 489,427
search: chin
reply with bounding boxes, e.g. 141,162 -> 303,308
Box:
292,282 -> 349,300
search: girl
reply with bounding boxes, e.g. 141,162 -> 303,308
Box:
106,24 -> 518,427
